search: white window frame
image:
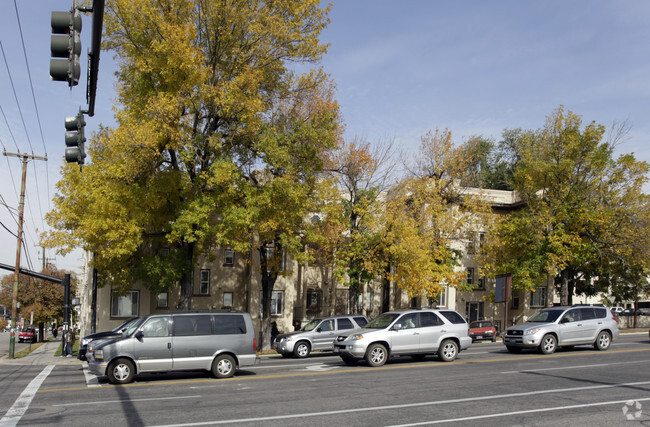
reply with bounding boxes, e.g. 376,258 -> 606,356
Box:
199,269 -> 210,295
531,287 -> 547,307
260,290 -> 284,316
224,249 -> 234,266
111,290 -> 139,317
466,268 -> 474,285
156,292 -> 168,308
223,292 -> 233,308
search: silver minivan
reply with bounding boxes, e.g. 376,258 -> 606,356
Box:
87,311 -> 259,384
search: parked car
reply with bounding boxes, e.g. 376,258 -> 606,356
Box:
18,328 -> 36,343
333,308 -> 472,367
77,317 -> 138,361
87,310 -> 259,384
273,315 -> 369,358
503,305 -> 619,354
468,320 -> 497,342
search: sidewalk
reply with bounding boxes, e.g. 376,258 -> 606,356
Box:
0,340 -> 84,366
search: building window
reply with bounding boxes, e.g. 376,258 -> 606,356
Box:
199,269 -> 210,295
357,291 -> 373,311
306,290 -> 322,312
466,301 -> 484,323
439,286 -> 447,307
223,292 -> 233,308
111,291 -> 139,317
476,276 -> 485,290
466,268 -> 474,285
264,246 -> 284,271
160,248 -> 170,257
224,249 -> 234,266
157,292 -> 168,308
260,291 -> 284,316
531,287 -> 547,307
511,293 -> 520,309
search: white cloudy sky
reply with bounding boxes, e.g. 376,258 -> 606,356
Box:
0,0 -> 649,277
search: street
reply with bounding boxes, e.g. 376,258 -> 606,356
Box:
1,333 -> 649,426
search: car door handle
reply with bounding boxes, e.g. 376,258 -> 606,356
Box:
441,330 -> 447,333
168,342 -> 171,350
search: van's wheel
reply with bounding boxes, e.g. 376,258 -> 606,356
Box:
594,331 -> 611,351
212,354 -> 236,378
107,358 -> 135,384
539,334 -> 557,354
293,341 -> 311,358
365,343 -> 388,367
438,339 -> 459,362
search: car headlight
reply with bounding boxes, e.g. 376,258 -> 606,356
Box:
285,337 -> 293,342
93,349 -> 103,360
525,328 -> 541,335
348,334 -> 364,340
81,338 -> 93,346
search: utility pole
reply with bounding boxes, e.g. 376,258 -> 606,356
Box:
3,151 -> 47,358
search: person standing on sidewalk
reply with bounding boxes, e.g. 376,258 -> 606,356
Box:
64,328 -> 75,357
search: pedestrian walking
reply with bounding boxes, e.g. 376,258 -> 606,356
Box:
52,325 -> 58,339
271,321 -> 279,343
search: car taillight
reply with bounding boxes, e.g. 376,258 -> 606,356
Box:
253,338 -> 256,352
612,317 -> 618,323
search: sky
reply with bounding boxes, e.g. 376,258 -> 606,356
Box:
0,0 -> 649,278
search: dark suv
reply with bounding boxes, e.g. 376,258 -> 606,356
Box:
503,305 -> 619,354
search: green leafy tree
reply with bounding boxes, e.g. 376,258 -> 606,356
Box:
43,0 -> 340,348
481,107 -> 649,304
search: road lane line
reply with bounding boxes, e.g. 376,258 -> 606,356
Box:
52,395 -> 201,407
388,396 -> 650,426
148,381 -> 650,426
501,359 -> 647,374
0,365 -> 54,427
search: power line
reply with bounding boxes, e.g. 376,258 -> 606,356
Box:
0,41 -> 34,154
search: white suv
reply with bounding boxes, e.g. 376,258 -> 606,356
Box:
503,305 -> 620,354
333,309 -> 472,367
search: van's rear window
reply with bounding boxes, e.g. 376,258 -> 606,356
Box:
214,315 -> 247,334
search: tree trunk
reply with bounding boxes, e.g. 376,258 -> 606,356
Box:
560,269 -> 569,306
178,242 -> 195,311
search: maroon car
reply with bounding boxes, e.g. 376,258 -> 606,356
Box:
18,328 -> 36,343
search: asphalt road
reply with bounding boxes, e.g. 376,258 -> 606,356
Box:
1,333 -> 649,426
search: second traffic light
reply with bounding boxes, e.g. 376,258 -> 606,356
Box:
50,9 -> 82,87
65,112 -> 86,165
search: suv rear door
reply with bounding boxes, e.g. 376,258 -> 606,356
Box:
312,319 -> 336,351
417,311 -> 446,352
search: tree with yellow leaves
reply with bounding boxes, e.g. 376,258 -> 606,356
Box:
44,0 -> 340,347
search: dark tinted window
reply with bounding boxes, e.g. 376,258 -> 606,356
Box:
594,308 -> 607,319
580,308 -> 596,320
439,310 -> 466,324
214,314 -> 247,335
173,315 -> 212,336
354,316 -> 368,327
337,318 -> 353,330
562,309 -> 581,322
420,311 -> 444,327
319,319 -> 334,331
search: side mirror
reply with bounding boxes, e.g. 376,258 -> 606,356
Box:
392,323 -> 403,331
560,317 -> 570,324
316,327 -> 322,333
135,330 -> 144,340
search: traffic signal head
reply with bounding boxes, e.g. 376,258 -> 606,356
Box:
50,9 -> 82,87
64,112 -> 86,164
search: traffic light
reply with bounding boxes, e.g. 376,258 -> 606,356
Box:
65,112 -> 86,164
50,9 -> 82,87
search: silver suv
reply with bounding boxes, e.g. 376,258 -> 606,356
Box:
273,315 -> 368,358
503,305 -> 620,354
333,309 -> 472,367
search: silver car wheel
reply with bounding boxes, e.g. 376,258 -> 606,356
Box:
114,363 -> 130,381
366,343 -> 387,367
595,331 -> 611,351
294,342 -> 310,358
540,334 -> 557,354
438,340 -> 458,362
212,354 -> 236,378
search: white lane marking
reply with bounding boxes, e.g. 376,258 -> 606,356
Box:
52,395 -> 201,407
304,364 -> 339,372
388,396 -> 650,426
501,359 -> 648,374
82,365 -> 101,387
148,381 -> 650,426
0,365 -> 55,427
